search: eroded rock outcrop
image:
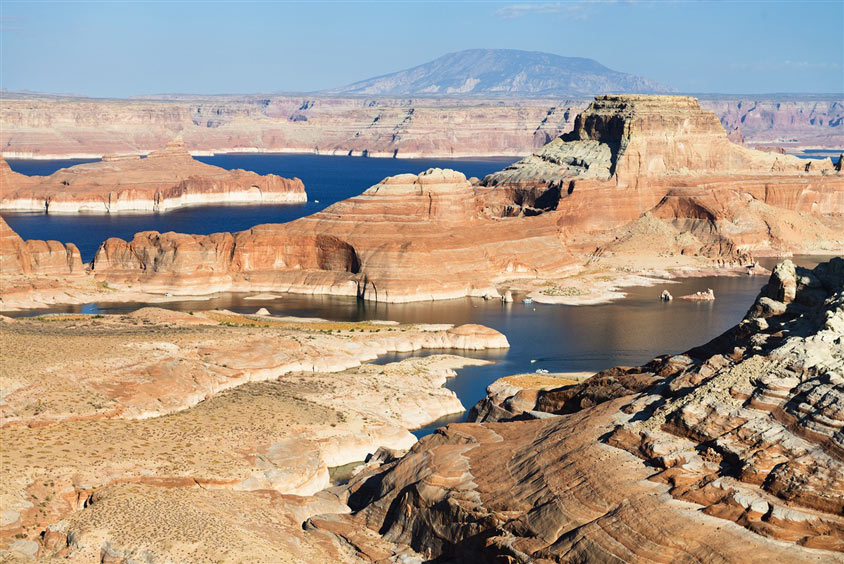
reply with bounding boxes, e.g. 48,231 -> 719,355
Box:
87,168 -> 574,302
0,139 -> 306,213
325,259 -> 843,562
3,96 -> 841,309
0,216 -> 82,275
481,95 -> 843,262
0,309 -> 507,560
79,96 -> 843,305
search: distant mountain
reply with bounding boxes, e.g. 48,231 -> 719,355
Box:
323,49 -> 673,97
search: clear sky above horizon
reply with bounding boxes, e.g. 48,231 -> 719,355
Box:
1,0 -> 842,97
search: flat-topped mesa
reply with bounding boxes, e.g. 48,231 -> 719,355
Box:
483,94 -> 839,191
145,137 -> 193,160
316,168 -> 479,226
0,141 -> 307,213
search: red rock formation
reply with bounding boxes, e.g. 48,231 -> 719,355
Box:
0,139 -> 306,213
80,96 -> 843,304
90,168 -> 574,301
0,216 -> 82,275
482,95 -> 843,260
318,259 -> 844,562
1,93 -> 841,159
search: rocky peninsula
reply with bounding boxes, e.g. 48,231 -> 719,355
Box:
315,258 -> 844,562
0,308 -> 507,560
3,95 -> 837,310
0,139 -> 306,213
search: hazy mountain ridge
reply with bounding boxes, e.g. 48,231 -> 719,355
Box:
323,48 -> 673,97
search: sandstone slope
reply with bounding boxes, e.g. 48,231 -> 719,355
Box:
0,217 -> 82,276
0,309 -> 507,561
0,139 -> 306,213
318,258 -> 844,563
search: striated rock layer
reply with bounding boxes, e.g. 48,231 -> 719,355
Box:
1,93 -> 841,159
0,309 -> 507,561
87,167 -> 575,302
76,96 -> 843,305
0,216 -> 82,275
317,258 -> 844,563
0,139 -> 306,213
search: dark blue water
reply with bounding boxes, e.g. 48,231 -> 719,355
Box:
796,149 -> 842,159
3,154 -> 515,262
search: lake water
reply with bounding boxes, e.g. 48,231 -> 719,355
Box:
11,262 -> 829,437
3,154 -> 515,262
2,156 -> 836,437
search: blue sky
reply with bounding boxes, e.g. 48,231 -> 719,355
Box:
1,1 -> 842,97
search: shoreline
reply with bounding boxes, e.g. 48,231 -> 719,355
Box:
0,262 -> 779,314
1,148 -> 528,161
0,191 -> 308,214
3,146 -> 839,162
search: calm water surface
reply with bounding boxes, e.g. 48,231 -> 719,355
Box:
3,156 -> 836,437
3,154 -> 515,262
13,265 -> 828,437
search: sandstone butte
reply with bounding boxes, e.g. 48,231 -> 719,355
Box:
3,259 -> 841,563
3,94 -> 838,310
312,257 -> 844,563
0,139 -> 306,213
0,93 -> 841,159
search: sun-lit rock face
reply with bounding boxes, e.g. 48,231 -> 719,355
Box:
87,167 -> 574,302
0,139 -> 306,213
484,94 -> 838,190
0,216 -> 82,275
4,96 -> 842,309
480,95 -> 843,257
75,97 -> 844,303
316,258 -> 844,563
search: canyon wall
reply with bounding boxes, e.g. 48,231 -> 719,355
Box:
0,216 -> 82,275
88,168 -> 575,302
2,95 -> 841,308
0,139 -> 306,213
0,93 -> 840,160
81,96 -> 843,304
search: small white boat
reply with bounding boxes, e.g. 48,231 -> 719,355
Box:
535,369 -> 549,374
522,297 -> 533,304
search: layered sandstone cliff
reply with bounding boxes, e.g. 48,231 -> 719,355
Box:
0,216 -> 82,275
0,93 -> 840,160
87,168 -> 573,302
481,95 -> 843,261
317,259 -> 844,562
0,139 -> 306,213
76,96 -> 843,305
